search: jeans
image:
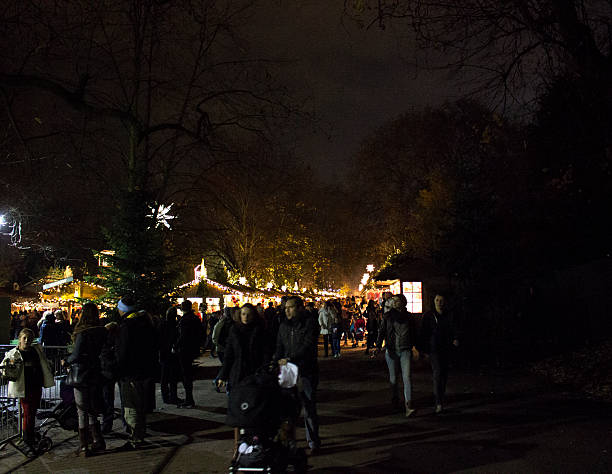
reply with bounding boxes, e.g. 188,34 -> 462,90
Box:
74,386 -> 100,429
331,337 -> 340,356
385,349 -> 412,403
298,375 -> 320,449
430,351 -> 449,405
120,379 -> 149,442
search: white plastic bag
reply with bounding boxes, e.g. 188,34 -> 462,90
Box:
278,362 -> 299,388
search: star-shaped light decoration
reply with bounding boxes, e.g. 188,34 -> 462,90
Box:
148,203 -> 176,229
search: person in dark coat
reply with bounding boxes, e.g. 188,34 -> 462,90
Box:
115,296 -> 159,448
99,321 -> 119,434
205,311 -> 220,357
39,312 -> 65,346
217,303 -> 270,391
10,312 -> 21,340
64,302 -> 109,455
159,306 -> 182,405
364,300 -> 379,355
420,293 -> 459,414
274,296 -> 320,454
217,303 -> 270,456
55,310 -> 73,338
376,294 -> 419,417
176,299 -> 204,408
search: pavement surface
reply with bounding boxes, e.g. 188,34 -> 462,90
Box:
1,342 -> 610,473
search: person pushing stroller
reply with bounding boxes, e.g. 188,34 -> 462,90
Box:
273,296 -> 321,455
217,303 -> 270,457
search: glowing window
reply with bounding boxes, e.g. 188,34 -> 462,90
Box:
402,282 -> 422,313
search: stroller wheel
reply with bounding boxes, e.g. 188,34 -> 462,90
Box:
38,436 -> 53,453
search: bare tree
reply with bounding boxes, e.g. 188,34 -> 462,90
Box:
1,0 -> 296,205
0,0 -> 300,298
346,0 -> 612,111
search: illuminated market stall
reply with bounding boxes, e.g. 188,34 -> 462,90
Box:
370,257 -> 451,314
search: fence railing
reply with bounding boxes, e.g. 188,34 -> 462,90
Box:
0,344 -> 71,447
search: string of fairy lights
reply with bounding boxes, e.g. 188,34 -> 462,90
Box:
12,277 -> 341,311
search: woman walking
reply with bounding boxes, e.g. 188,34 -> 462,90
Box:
64,302 -> 109,456
318,300 -> 337,357
216,303 -> 270,456
364,300 -> 379,355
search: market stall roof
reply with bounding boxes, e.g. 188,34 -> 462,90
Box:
174,277 -> 323,300
39,278 -> 106,303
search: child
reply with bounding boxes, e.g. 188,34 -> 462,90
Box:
1,328 -> 54,456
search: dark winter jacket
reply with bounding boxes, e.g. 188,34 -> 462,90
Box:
218,321 -> 269,388
116,311 -> 159,380
420,310 -> 458,355
365,312 -> 379,334
377,308 -> 417,355
66,325 -> 108,387
177,310 -> 203,360
40,320 -> 70,346
273,310 -> 319,378
159,317 -> 179,363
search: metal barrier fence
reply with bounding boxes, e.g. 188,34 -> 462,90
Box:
0,344 -> 71,447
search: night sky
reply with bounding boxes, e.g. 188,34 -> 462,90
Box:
244,1 -> 454,177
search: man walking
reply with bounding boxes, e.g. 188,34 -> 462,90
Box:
115,295 -> 158,448
274,296 -> 321,454
176,300 -> 204,408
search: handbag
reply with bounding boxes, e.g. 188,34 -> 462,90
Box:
65,362 -> 89,388
0,358 -> 23,381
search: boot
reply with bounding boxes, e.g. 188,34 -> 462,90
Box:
90,421 -> 106,453
20,432 -> 38,458
76,428 -> 90,457
167,382 -> 181,404
178,386 -> 195,408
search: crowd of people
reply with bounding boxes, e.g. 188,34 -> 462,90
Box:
9,308 -> 76,345
1,290 -> 459,462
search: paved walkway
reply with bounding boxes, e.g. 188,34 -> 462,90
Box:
1,343 -> 610,473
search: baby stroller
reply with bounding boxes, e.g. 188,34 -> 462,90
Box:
227,365 -> 307,473
34,375 -> 78,453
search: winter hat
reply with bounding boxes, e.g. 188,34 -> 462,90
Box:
117,297 -> 137,314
